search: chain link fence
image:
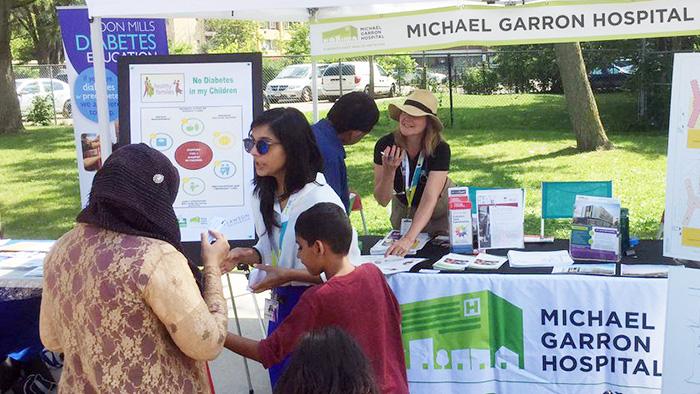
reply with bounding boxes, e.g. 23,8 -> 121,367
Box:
13,64 -> 70,125
261,49 -> 675,130
13,49 -> 676,129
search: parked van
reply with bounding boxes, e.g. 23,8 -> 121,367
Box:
321,62 -> 396,102
266,63 -> 328,102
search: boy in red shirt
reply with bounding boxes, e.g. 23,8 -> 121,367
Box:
224,202 -> 408,394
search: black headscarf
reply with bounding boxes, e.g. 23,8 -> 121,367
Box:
77,143 -> 203,290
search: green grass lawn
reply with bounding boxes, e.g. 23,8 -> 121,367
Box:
0,92 -> 666,240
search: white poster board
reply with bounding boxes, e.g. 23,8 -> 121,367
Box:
662,266 -> 700,393
664,53 -> 700,261
119,54 -> 262,242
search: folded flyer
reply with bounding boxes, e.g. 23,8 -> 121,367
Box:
433,253 -> 475,271
369,230 -> 430,255
570,195 -> 621,262
432,252 -> 507,271
355,255 -> 426,275
621,264 -> 669,278
552,263 -> 616,276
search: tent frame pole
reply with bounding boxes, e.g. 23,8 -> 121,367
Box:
88,17 -> 113,162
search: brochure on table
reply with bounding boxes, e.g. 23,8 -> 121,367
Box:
433,252 -> 507,271
355,255 -> 426,275
552,263 -> 615,276
370,230 -> 430,255
664,53 -> 700,261
570,195 -> 621,262
120,54 -> 261,242
475,188 -> 524,250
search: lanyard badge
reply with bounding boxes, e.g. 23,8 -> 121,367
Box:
270,198 -> 293,267
401,152 -> 425,211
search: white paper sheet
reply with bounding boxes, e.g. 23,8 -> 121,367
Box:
476,189 -> 525,250
507,250 -> 574,267
0,241 -> 55,253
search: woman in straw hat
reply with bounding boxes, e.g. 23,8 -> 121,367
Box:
373,89 -> 452,257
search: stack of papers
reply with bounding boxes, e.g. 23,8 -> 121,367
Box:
507,250 -> 574,268
552,263 -> 616,276
369,231 -> 430,255
621,264 -> 670,278
433,252 -> 507,271
0,240 -> 55,253
524,235 -> 555,243
355,255 -> 426,275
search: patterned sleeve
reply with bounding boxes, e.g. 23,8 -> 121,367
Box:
142,247 -> 227,361
39,287 -> 63,352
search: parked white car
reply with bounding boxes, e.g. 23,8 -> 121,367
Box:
321,62 -> 397,102
15,78 -> 71,117
266,64 -> 328,102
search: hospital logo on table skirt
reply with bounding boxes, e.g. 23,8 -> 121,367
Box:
401,290 -> 525,376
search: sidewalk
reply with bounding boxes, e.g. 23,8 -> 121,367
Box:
210,273 -> 272,394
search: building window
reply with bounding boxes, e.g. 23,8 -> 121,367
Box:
262,39 -> 278,51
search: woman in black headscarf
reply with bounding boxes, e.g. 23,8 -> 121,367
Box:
40,144 -> 229,393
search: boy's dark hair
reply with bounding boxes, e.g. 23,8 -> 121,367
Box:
326,92 -> 379,134
295,203 -> 352,255
274,326 -> 379,394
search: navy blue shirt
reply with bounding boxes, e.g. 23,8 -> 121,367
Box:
312,119 -> 349,211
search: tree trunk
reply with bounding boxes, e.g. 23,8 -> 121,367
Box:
0,0 -> 24,134
555,42 -> 612,151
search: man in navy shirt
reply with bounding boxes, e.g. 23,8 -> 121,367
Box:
312,92 -> 379,211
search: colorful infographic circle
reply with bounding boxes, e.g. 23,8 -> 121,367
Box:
182,177 -> 205,196
175,141 -> 213,170
213,131 -> 236,150
181,118 -> 205,136
214,160 -> 236,179
148,133 -> 174,151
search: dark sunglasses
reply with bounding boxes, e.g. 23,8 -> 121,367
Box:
243,138 -> 280,155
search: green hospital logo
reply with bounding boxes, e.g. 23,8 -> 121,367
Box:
322,25 -> 359,43
401,290 -> 524,376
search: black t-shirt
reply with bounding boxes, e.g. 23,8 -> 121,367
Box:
373,133 -> 450,207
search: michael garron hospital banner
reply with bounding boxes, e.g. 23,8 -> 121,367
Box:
310,0 -> 700,57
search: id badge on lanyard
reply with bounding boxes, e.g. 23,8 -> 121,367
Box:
270,198 -> 292,268
401,152 -> 425,218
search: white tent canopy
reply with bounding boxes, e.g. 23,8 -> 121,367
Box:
85,1 -> 473,20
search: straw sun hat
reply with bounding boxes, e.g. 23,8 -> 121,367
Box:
388,89 -> 443,133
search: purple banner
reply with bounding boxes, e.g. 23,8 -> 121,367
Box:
57,7 -> 168,122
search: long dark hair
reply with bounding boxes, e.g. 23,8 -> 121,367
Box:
274,326 -> 379,394
251,107 -> 323,235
